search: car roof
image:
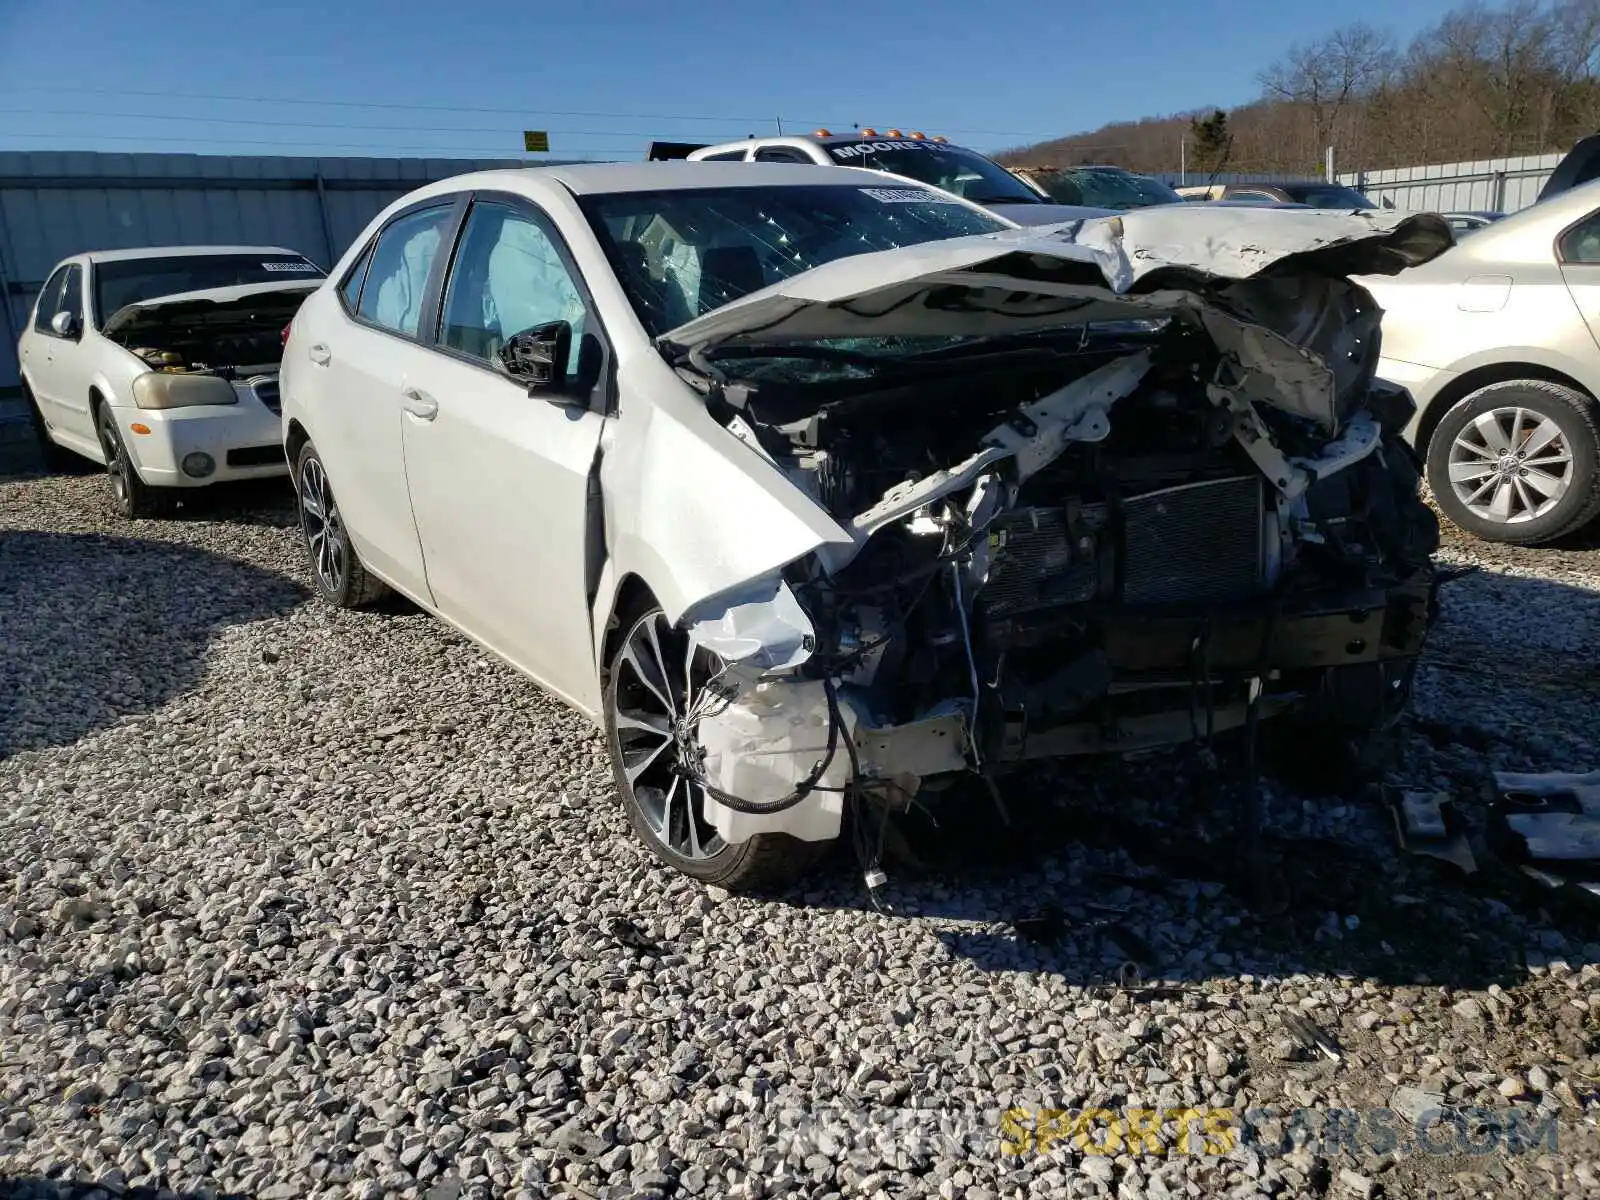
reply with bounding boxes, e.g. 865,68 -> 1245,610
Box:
417,160 -> 913,197
80,245 -> 309,264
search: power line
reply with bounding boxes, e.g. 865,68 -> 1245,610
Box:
0,87 -> 1065,142
0,86 -> 834,128
0,107 -> 756,141
0,130 -> 615,158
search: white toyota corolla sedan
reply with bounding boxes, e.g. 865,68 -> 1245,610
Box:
18,245 -> 326,517
282,162 -> 1450,891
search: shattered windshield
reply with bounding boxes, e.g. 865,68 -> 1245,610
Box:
1034,169 -> 1183,210
822,140 -> 1046,205
580,184 -> 1007,338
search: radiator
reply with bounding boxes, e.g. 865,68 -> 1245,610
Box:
1119,476 -> 1265,607
978,507 -> 1100,616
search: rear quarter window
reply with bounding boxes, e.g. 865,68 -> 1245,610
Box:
339,241 -> 376,311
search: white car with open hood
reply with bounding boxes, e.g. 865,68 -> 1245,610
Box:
280,161 -> 1452,891
17,245 -> 326,517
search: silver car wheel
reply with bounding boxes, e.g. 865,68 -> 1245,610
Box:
1447,405 -> 1574,524
299,456 -> 348,594
611,611 -> 726,862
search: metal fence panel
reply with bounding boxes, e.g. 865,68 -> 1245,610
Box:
0,150 -> 544,396
1338,153 -> 1564,214
1147,171 -> 1323,188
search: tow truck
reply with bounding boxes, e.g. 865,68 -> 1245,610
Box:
647,129 -> 1115,226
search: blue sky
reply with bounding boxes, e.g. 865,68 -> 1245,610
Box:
0,0 -> 1468,161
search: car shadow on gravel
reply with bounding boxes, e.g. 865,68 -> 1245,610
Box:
0,1178 -> 246,1200
0,529 -> 308,759
161,477 -> 298,527
905,776 -> 1598,995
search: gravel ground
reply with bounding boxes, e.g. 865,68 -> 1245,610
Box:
2,467 -> 1600,1200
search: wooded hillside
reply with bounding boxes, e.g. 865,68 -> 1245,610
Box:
996,0 -> 1600,175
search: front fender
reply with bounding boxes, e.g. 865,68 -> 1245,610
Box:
598,355 -> 852,628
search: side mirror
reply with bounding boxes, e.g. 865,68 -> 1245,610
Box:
50,311 -> 78,338
498,321 -> 571,392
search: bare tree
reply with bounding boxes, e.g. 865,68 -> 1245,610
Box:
998,0 -> 1600,178
1420,1 -> 1561,155
1259,23 -> 1398,154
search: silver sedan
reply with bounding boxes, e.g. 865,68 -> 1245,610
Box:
1363,185 -> 1600,544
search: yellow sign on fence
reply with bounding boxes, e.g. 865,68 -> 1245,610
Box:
523,131 -> 550,153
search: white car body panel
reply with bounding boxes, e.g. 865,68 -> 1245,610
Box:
391,343 -> 608,712
281,162 -> 1449,846
288,287 -> 436,598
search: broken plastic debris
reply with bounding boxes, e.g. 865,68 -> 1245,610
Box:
1281,1012 -> 1343,1062
683,577 -> 815,675
1388,1084 -> 1445,1126
605,917 -> 663,957
1385,787 -> 1477,875
1490,770 -> 1600,896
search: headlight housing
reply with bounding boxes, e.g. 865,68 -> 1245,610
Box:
131,372 -> 238,410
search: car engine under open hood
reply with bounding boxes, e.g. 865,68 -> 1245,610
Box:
661,206 -> 1453,434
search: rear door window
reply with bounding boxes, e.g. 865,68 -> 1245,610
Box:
357,205 -> 455,338
339,241 -> 376,311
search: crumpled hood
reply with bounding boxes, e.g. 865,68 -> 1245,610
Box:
101,279 -> 321,341
661,205 -> 1453,432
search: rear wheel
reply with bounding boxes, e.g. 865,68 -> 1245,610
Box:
22,384 -> 75,472
95,403 -> 173,519
295,442 -> 389,608
604,605 -> 826,891
1426,379 -> 1600,544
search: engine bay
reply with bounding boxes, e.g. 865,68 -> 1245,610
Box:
680,319 -> 1440,839
102,286 -> 312,381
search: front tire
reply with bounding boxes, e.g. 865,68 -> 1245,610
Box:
95,403 -> 173,519
1425,379 -> 1600,544
603,605 -> 826,892
295,442 -> 389,608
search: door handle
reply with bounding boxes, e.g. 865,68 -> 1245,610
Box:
401,387 -> 439,421
307,343 -> 331,366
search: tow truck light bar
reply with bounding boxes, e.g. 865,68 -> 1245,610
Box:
845,128 -> 943,141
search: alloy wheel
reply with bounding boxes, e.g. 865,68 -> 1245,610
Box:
97,410 -> 129,506
1447,405 -> 1574,524
299,456 -> 348,595
611,611 -> 727,861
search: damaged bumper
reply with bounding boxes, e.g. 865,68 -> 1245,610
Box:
688,562 -> 1435,843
